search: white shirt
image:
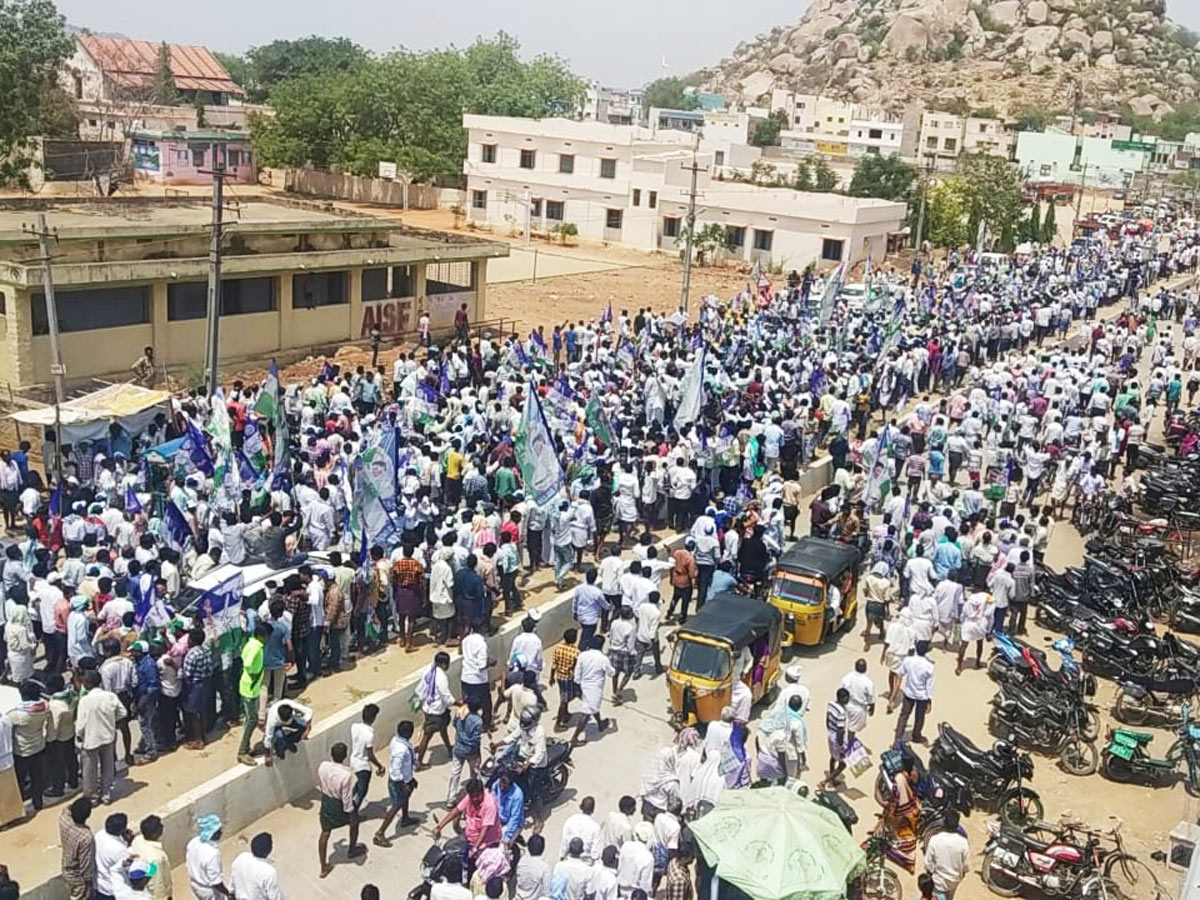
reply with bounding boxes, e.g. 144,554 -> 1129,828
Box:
925,830 -> 971,892
461,633 -> 489,685
95,831 -> 131,896
616,841 -> 654,893
186,836 -> 224,900
559,811 -> 601,861
899,654 -> 936,701
230,852 -> 284,900
349,721 -> 374,773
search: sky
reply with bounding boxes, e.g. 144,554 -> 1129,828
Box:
54,0 -> 1200,87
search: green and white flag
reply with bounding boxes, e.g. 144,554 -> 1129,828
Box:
206,388 -> 233,488
673,346 -> 706,432
253,362 -> 279,419
514,385 -> 564,507
585,391 -> 615,447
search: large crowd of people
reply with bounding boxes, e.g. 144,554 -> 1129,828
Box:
0,218 -> 1194,899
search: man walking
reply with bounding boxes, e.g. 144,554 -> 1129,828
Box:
894,640 -> 935,743
237,623 -> 271,766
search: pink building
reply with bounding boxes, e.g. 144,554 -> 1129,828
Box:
130,129 -> 255,186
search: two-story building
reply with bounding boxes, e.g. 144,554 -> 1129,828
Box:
461,114 -> 906,270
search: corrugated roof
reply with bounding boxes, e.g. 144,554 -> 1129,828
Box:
76,34 -> 244,97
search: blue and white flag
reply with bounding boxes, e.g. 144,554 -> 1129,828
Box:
184,420 -> 215,477
818,263 -> 845,328
673,346 -> 706,432
200,571 -> 246,655
124,484 -> 142,515
164,502 -> 193,552
48,483 -> 62,518
514,384 -> 564,506
602,301 -> 612,325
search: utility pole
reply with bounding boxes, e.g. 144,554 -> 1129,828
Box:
1072,160 -> 1089,240
202,161 -> 226,394
913,154 -> 932,251
23,214 -> 65,484
679,130 -> 703,314
522,189 -> 531,247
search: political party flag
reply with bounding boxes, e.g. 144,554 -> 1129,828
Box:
602,301 -> 612,325
673,346 -> 706,432
819,262 -> 845,328
439,365 -> 452,397
243,419 -> 267,471
164,501 -> 193,552
530,329 -> 547,357
253,361 -> 279,419
48,482 -> 61,517
184,419 -> 215,477
124,484 -> 142,515
585,391 -> 615,447
514,384 -> 564,507
200,571 -> 246,658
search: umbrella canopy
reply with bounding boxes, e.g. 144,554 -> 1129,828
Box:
689,787 -> 865,900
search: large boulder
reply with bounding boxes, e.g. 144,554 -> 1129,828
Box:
831,32 -> 862,59
1092,30 -> 1113,52
769,52 -> 802,74
1062,28 -> 1092,54
1022,24 -> 1061,55
884,14 -> 930,54
1025,0 -> 1049,24
1095,52 -> 1117,68
988,0 -> 1021,27
1047,0 -> 1075,10
738,70 -> 775,100
1029,54 -> 1053,74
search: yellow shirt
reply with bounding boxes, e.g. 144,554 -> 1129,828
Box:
445,449 -> 464,480
129,835 -> 171,900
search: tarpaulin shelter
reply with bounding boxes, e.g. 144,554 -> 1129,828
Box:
8,382 -> 170,444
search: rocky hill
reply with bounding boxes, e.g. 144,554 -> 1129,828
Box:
695,0 -> 1200,118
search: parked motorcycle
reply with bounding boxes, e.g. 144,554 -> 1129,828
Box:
1101,703 -> 1200,797
989,682 -> 1099,775
929,724 -> 1042,827
1113,672 -> 1198,726
408,836 -> 469,900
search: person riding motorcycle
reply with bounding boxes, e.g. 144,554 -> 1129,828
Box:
503,707 -> 549,826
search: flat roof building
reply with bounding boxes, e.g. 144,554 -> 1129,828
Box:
0,198 -> 508,389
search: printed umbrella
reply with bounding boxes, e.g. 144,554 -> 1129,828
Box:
688,786 -> 865,900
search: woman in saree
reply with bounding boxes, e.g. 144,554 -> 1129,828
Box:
875,754 -> 921,872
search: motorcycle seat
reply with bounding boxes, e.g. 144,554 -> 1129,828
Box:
1121,674 -> 1196,695
1111,729 -> 1155,745
935,725 -> 997,765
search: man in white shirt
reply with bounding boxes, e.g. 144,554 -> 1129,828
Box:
558,796 -> 601,862
185,814 -> 229,900
513,833 -> 551,900
894,642 -> 935,743
349,704 -> 384,811
230,832 -> 284,900
616,823 -> 655,895
416,652 -> 455,768
459,622 -> 493,728
924,810 -> 970,899
95,813 -> 133,900
839,658 -> 876,736
553,838 -> 593,900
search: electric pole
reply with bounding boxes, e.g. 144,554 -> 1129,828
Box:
913,155 -> 932,251
679,131 -> 703,314
23,214 -> 65,484
202,161 -> 226,393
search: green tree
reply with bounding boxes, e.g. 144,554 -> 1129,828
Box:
0,0 -> 73,187
250,33 -> 585,182
792,159 -> 814,191
641,76 -> 698,112
1025,202 -> 1042,242
689,222 -> 727,265
153,41 -> 177,106
812,158 -> 838,191
924,180 -> 969,247
34,81 -> 79,138
213,51 -> 252,95
847,153 -> 916,201
751,109 -> 788,147
1014,105 -> 1056,132
242,36 -> 368,102
1126,100 -> 1200,143
1041,201 -> 1058,244
956,153 -> 1025,248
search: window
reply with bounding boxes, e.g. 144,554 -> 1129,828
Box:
293,271 -> 348,308
481,143 -> 497,163
605,208 -> 623,230
559,154 -> 574,173
724,226 -> 745,249
753,229 -> 773,251
869,128 -> 883,140
530,198 -> 542,217
926,137 -> 938,149
867,146 -> 880,155
362,268 -> 388,302
714,150 -> 725,166
546,200 -> 564,221
632,189 -> 641,206
663,216 -> 681,238
427,261 -> 473,294
648,191 -> 657,209
73,75 -> 83,99
519,149 -> 536,169
0,290 -> 7,315
33,285 -> 150,334
600,158 -> 617,179
192,147 -> 206,169
227,149 -> 242,168
391,265 -> 414,297
472,190 -> 487,209
1039,164 -> 1052,177
943,138 -> 957,152
176,150 -> 189,164
821,239 -> 844,262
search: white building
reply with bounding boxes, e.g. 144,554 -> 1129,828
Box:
462,114 -> 906,270
582,84 -> 643,125
918,113 -> 965,169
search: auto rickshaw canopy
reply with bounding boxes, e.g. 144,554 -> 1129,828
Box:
775,537 -> 860,582
679,593 -> 781,650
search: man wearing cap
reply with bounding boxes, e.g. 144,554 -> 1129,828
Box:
186,814 -> 230,899
113,856 -> 157,900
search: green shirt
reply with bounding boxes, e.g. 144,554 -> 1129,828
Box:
239,636 -> 265,699
495,467 -> 517,498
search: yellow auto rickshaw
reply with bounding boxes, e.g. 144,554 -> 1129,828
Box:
769,537 -> 861,648
667,592 -> 782,725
